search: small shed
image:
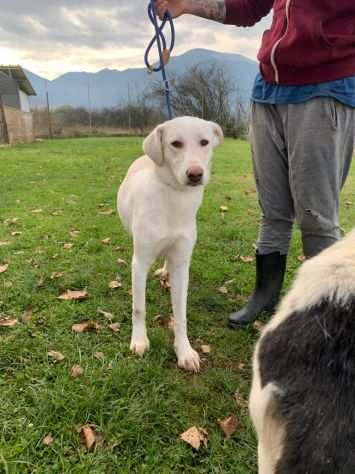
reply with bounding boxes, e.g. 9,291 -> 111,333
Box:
0,66 -> 36,144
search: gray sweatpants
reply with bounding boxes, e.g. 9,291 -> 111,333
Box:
250,98 -> 355,257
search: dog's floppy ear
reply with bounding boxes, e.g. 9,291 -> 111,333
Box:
143,124 -> 165,166
209,122 -> 224,147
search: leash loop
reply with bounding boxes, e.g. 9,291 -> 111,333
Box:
144,1 -> 175,119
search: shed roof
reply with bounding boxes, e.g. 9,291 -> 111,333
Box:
0,65 -> 36,96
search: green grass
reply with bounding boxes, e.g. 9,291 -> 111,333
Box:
0,138 -> 354,473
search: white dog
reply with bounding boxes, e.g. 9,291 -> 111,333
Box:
249,229 -> 355,473
117,116 -> 223,372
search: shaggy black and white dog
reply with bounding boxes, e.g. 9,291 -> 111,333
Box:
250,229 -> 355,474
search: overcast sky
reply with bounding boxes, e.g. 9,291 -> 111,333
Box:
0,0 -> 271,79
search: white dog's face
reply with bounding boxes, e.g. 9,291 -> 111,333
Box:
143,116 -> 223,188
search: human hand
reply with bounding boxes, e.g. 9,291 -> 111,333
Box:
155,0 -> 188,19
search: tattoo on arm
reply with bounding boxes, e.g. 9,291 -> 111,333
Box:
190,0 -> 226,23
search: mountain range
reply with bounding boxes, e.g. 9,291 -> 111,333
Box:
26,48 -> 258,110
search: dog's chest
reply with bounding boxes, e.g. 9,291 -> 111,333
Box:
132,188 -> 200,246
162,189 -> 201,225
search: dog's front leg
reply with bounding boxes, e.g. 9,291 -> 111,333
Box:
130,252 -> 152,356
168,241 -> 200,372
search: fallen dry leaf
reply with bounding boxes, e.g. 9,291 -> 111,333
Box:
71,365 -> 84,378
94,351 -> 104,360
11,231 -> 22,236
117,258 -> 127,266
99,209 -> 115,216
154,268 -> 170,290
218,286 -> 228,295
31,208 -> 43,214
108,280 -> 122,289
97,309 -> 114,321
109,323 -> 120,333
101,238 -> 111,245
234,390 -> 249,409
154,315 -> 175,331
58,290 -> 89,301
63,243 -> 73,250
220,205 -> 229,212
42,433 -> 54,446
201,344 -> 211,354
224,279 -> 235,286
240,255 -> 254,263
180,426 -> 208,450
48,350 -> 65,361
0,318 -> 18,327
50,271 -> 64,280
297,255 -> 306,263
159,279 -> 170,290
218,415 -> 239,439
80,424 -> 102,451
0,241 -> 9,246
21,308 -> 33,324
27,258 -> 39,268
70,230 -> 80,238
71,321 -> 99,333
0,264 -> 9,274
154,267 -> 168,280
154,314 -> 163,325
5,217 -> 19,225
253,320 -> 265,332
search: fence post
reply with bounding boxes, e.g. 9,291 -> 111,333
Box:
44,80 -> 53,139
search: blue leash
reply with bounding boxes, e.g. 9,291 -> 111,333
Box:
144,0 -> 175,119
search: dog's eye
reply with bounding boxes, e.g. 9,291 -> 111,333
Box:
200,139 -> 209,147
171,140 -> 183,149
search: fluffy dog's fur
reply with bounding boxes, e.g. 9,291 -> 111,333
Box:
250,229 -> 355,473
117,116 -> 223,372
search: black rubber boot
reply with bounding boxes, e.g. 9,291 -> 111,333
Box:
228,252 -> 287,328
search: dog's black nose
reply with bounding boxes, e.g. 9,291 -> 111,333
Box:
186,166 -> 203,184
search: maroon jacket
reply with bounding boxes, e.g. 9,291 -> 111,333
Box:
225,0 -> 355,85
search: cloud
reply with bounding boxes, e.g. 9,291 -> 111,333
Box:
0,1 -> 271,78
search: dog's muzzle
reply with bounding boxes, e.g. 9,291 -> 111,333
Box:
186,166 -> 203,186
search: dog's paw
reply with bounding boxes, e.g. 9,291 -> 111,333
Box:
176,345 -> 200,372
130,336 -> 150,356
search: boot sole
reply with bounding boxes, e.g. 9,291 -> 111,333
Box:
227,307 -> 276,330
228,319 -> 253,329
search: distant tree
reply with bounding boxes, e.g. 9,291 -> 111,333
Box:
148,63 -> 247,136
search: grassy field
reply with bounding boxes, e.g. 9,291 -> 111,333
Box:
0,138 -> 354,473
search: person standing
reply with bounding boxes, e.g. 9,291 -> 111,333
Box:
156,0 -> 355,327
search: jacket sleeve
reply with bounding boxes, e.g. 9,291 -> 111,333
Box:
224,0 -> 274,26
